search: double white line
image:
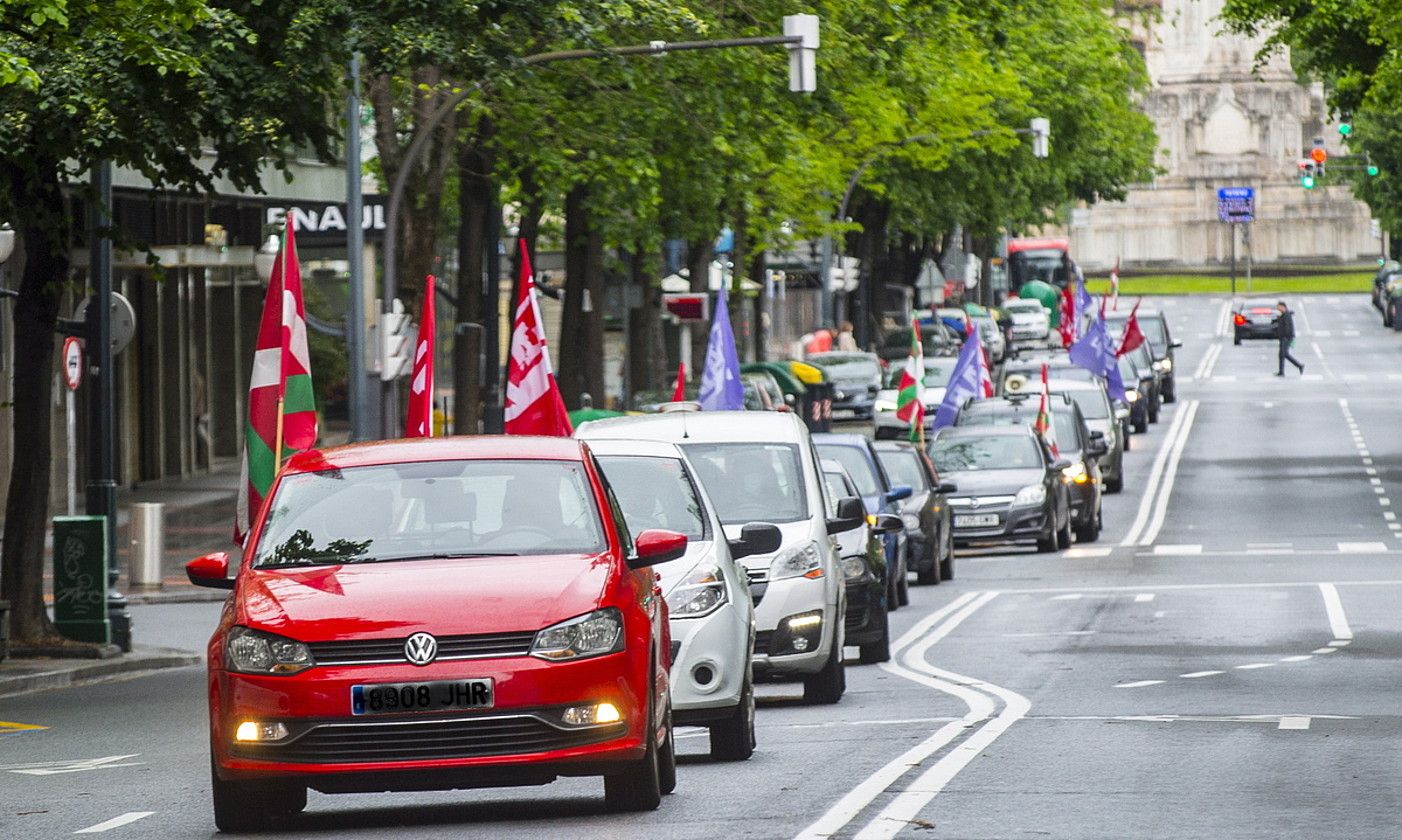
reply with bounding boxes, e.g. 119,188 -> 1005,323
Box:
794,592 -> 1028,840
1192,343 -> 1223,381
1121,400 -> 1200,547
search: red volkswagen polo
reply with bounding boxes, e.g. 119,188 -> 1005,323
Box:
186,437 -> 684,832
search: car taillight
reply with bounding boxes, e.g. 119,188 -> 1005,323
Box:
1233,314 -> 1247,326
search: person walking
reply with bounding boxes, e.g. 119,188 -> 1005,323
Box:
835,321 -> 858,351
1274,300 -> 1304,376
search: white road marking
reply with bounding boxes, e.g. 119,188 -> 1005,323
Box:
1311,341 -> 1326,359
1212,374 -> 1236,382
1051,593 -> 1084,601
1379,498 -> 1390,506
1214,298 -> 1232,337
1153,610 -> 1167,618
1180,670 -> 1224,679
1330,639 -> 1351,647
1280,655 -> 1313,662
1344,373 -> 1367,381
1369,469 -> 1381,477
1313,330 -> 1333,337
1138,401 -> 1200,546
1364,458 -> 1375,465
1343,329 -> 1360,337
1153,544 -> 1202,555
1312,648 -> 1338,655
1278,716 -> 1311,730
1119,393 -> 1195,555
1340,541 -> 1385,555
1247,542 -> 1292,549
1,755 -> 143,776
1135,593 -> 1155,602
1318,583 -> 1353,640
1062,546 -> 1113,558
1002,579 -> 1402,596
1235,663 -> 1274,670
1114,680 -> 1164,688
74,813 -> 154,834
1002,630 -> 1097,638
1194,342 -> 1224,379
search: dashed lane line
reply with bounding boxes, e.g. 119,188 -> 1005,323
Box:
74,812 -> 154,834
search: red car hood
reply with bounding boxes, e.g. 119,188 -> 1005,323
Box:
237,553 -> 615,641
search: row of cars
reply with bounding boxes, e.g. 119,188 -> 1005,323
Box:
185,406 -> 961,830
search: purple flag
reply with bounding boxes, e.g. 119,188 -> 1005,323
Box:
932,328 -> 986,430
698,287 -> 744,410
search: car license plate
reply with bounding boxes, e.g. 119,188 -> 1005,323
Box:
955,514 -> 999,528
351,679 -> 493,715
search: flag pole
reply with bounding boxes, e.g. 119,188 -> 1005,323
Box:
273,221 -> 289,467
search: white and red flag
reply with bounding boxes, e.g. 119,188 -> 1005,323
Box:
1116,299 -> 1146,357
405,274 -> 437,437
504,239 -> 572,437
235,218 -> 317,543
894,321 -> 925,441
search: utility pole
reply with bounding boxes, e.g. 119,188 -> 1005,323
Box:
345,53 -> 369,441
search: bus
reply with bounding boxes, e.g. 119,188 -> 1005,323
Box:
1007,237 -> 1080,293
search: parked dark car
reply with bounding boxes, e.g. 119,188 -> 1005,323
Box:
928,425 -> 1073,553
806,352 -> 883,419
813,433 -> 912,609
1232,298 -> 1283,344
873,441 -> 956,585
1106,310 -> 1180,402
954,394 -> 1105,542
819,459 -> 897,664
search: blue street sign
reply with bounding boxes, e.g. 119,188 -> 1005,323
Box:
1217,186 -> 1255,223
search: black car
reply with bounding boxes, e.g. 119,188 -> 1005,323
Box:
1232,298 -> 1283,344
873,440 -> 957,585
819,459 -> 898,664
953,394 -> 1106,543
928,425 -> 1073,553
807,352 -> 883,419
814,434 -> 911,610
878,323 -> 960,366
1372,261 -> 1401,311
1117,346 -> 1160,433
1106,310 -> 1180,402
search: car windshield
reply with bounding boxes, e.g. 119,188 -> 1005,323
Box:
811,354 -> 880,379
1059,389 -> 1110,420
888,362 -> 956,389
682,442 -> 809,524
816,444 -> 883,496
931,435 -> 1044,471
877,449 -> 928,490
254,459 -> 606,567
595,455 -> 707,541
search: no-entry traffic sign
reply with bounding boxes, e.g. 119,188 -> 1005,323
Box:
62,336 -> 83,391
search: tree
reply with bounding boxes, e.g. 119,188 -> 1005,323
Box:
0,0 -> 349,646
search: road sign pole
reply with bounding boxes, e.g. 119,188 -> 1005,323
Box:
1230,222 -> 1237,296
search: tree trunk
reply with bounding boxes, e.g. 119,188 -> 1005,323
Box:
558,185 -> 589,409
0,165 -> 70,646
511,167 -> 544,312
453,131 -> 491,436
626,246 -> 664,400
852,197 -> 890,348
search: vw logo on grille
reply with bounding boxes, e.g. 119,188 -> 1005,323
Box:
404,632 -> 438,666
969,498 -> 980,510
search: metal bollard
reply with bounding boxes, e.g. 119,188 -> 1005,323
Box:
128,502 -> 164,589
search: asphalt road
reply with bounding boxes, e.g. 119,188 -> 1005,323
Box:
6,293 -> 1402,838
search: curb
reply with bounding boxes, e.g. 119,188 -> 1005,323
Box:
0,646 -> 202,698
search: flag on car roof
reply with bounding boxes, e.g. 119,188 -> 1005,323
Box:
1116,300 -> 1146,357
671,363 -> 687,402
405,274 -> 437,438
1073,279 -> 1095,341
932,322 -> 986,431
235,218 -> 317,544
505,239 -> 573,437
1069,312 -> 1127,402
698,286 -> 744,411
1035,363 -> 1059,456
1058,284 -> 1075,347
895,321 -> 925,441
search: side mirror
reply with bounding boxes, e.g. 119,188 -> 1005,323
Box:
886,484 -> 913,503
630,529 -> 688,569
1171,340 -> 1183,349
936,480 -> 958,494
186,552 -> 234,590
826,496 -> 866,534
1051,458 -> 1073,472
873,513 -> 904,533
1087,433 -> 1109,457
1114,407 -> 1130,421
728,523 -> 783,560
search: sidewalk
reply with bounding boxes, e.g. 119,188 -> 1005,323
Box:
0,645 -> 202,698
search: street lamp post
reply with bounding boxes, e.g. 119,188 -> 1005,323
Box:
375,17 -> 819,438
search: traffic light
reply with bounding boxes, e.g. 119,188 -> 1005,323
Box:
1368,164 -> 1381,177
1339,121 -> 1353,137
380,298 -> 413,381
1299,159 -> 1317,189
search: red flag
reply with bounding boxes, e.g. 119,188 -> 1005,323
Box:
405,275 -> 437,438
504,239 -> 573,437
671,363 -> 687,402
1035,363 -> 1059,456
235,218 -> 316,543
1058,284 -> 1075,347
1117,300 -> 1146,357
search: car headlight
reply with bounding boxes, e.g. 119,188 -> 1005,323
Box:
226,626 -> 314,675
531,608 -> 624,661
841,555 -> 867,580
1014,484 -> 1047,506
1061,462 -> 1089,484
1125,389 -> 1140,403
874,398 -> 898,413
770,542 -> 824,580
665,566 -> 728,618
901,513 -> 920,530
1159,358 -> 1172,372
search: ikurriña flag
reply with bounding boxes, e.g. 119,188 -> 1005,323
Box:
405,274 -> 437,438
235,218 -> 316,544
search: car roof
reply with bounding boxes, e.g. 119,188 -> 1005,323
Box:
575,409 -> 808,444
1046,379 -> 1105,393
872,440 -> 919,452
812,432 -> 871,448
572,438 -> 685,460
808,351 -> 878,363
284,436 -> 587,475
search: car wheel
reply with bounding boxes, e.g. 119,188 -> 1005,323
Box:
211,755 -> 305,832
1122,431 -> 1132,452
859,607 -> 892,664
803,632 -> 846,704
1133,415 -> 1148,434
657,702 -> 677,795
1036,532 -> 1058,553
1056,512 -> 1074,550
897,560 -> 911,606
709,674 -> 756,761
939,528 -> 955,581
604,688 -> 663,811
1234,330 -> 1242,346
885,551 -> 900,612
1162,379 -> 1176,403
1075,506 -> 1102,543
1106,473 -> 1124,494
1148,401 -> 1160,423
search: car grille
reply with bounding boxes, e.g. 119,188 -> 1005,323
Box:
753,629 -> 774,655
948,495 -> 1015,508
845,606 -> 869,634
746,567 -> 769,607
233,713 -> 624,765
306,631 -> 537,666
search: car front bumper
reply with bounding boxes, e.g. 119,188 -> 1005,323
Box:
844,576 -> 886,645
747,572 -> 839,679
950,502 -> 1048,545
668,599 -> 750,722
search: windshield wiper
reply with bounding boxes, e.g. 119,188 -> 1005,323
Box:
350,551 -> 522,563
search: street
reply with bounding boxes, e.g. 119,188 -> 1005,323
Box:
6,292 -> 1402,838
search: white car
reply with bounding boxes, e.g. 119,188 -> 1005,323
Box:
583,437 -> 768,760
577,411 -> 861,704
1004,299 -> 1051,344
972,313 -> 1007,362
873,357 -> 958,439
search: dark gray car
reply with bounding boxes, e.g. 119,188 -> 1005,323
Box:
873,441 -> 956,585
